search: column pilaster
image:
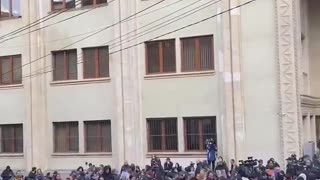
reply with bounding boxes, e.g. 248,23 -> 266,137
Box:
275,0 -> 303,164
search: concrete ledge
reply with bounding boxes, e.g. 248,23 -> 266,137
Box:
52,153 -> 112,158
146,152 -> 206,158
50,78 -> 111,86
301,95 -> 320,108
0,153 -> 24,158
0,84 -> 23,90
144,71 -> 215,80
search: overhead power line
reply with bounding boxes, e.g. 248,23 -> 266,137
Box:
23,0 -> 256,80
0,0 -> 83,40
25,0 -> 206,77
0,0 -> 117,45
0,0 -> 166,78
107,0 -> 220,50
0,0 -> 186,49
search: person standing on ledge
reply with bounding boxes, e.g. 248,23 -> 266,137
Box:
206,138 -> 217,170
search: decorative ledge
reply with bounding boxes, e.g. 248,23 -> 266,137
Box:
0,84 -> 23,90
0,17 -> 22,22
52,153 -> 112,158
146,152 -> 206,158
144,71 -> 215,80
0,153 -> 24,158
50,78 -> 111,86
301,95 -> 320,108
49,3 -> 109,14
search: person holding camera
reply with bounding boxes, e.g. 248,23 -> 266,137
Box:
206,139 -> 217,170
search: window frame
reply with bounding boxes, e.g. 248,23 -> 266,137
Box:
0,0 -> 21,19
84,120 -> 112,153
52,49 -> 77,81
53,121 -> 79,153
145,39 -> 176,75
183,116 -> 217,152
146,118 -> 178,152
51,0 -> 75,11
0,124 -> 23,154
82,46 -> 109,79
180,35 -> 214,72
0,54 -> 22,85
81,0 -> 108,7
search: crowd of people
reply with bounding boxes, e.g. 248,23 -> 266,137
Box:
1,153 -> 320,180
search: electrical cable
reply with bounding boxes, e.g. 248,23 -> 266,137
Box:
0,0 -> 83,40
0,0 -> 185,49
23,0 -> 256,80
0,0 -> 166,78
0,0 -> 116,45
26,0 -> 218,77
24,0 -> 205,77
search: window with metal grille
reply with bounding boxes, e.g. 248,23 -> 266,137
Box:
0,0 -> 21,19
147,118 -> 178,152
0,55 -> 22,85
53,122 -> 79,153
52,49 -> 78,81
181,35 -> 214,72
184,117 -> 216,151
51,0 -> 76,11
81,0 -> 107,6
83,46 -> 109,79
0,124 -> 23,153
84,120 -> 112,152
145,39 -> 176,74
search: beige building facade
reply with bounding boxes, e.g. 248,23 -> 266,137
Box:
0,0 -> 317,172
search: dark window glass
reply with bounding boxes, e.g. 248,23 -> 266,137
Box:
83,46 -> 109,79
184,117 -> 216,151
0,124 -> 23,153
53,50 -> 78,81
0,55 -> 22,85
85,121 -> 112,152
181,35 -> 214,72
53,122 -> 79,153
147,118 -> 178,151
146,40 -> 176,74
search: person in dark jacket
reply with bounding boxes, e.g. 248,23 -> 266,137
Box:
36,169 -> 44,180
215,157 -> 228,178
1,166 -> 13,180
102,166 -> 114,180
28,167 -> 37,180
121,161 -> 130,174
164,158 -> 173,172
172,163 -> 182,173
195,161 -> 203,177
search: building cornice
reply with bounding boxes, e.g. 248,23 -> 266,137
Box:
301,95 -> 320,108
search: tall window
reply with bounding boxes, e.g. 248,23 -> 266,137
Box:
0,0 -> 21,18
147,118 -> 178,151
53,122 -> 79,153
0,55 -> 22,85
184,117 -> 216,151
146,39 -> 176,74
52,0 -> 76,11
84,120 -> 112,152
53,50 -> 78,81
0,124 -> 23,153
83,46 -> 109,79
82,0 -> 107,6
181,35 -> 214,72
